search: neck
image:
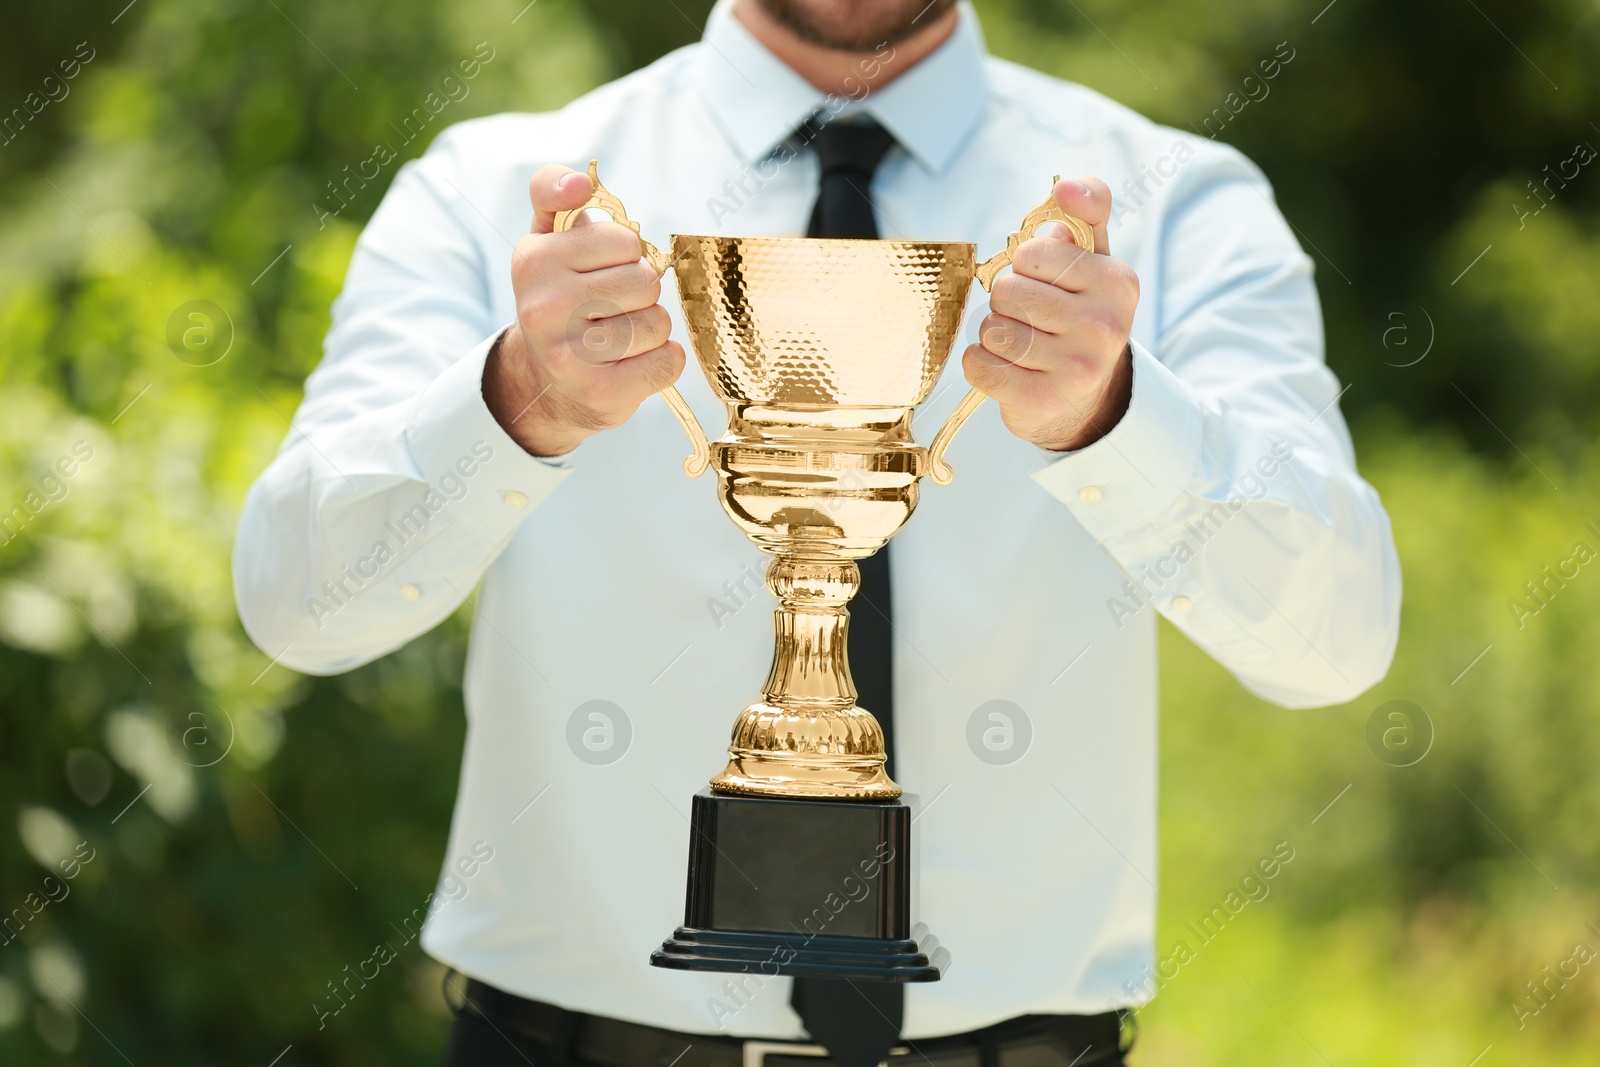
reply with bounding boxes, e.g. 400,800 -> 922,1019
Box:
731,0 -> 959,95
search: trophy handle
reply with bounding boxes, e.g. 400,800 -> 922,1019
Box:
552,160 -> 711,478
927,177 -> 1095,486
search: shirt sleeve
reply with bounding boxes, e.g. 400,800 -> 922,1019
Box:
233,125 -> 571,676
1030,143 -> 1401,709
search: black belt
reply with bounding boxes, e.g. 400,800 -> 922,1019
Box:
449,976 -> 1129,1067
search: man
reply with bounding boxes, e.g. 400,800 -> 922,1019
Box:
234,0 -> 1401,1064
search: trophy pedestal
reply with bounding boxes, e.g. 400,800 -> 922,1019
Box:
650,790 -> 947,981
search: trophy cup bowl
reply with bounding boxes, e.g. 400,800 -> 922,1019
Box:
672,233 -> 975,800
553,162 -> 1093,979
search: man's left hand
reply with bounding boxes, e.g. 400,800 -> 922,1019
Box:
961,178 -> 1136,453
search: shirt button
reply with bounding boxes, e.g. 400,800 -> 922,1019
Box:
1171,595 -> 1192,613
1078,485 -> 1102,504
503,490 -> 528,509
400,583 -> 421,602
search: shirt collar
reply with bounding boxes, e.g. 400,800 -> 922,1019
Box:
696,0 -> 990,173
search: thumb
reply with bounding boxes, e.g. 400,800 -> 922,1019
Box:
1051,177 -> 1113,256
529,164 -> 596,235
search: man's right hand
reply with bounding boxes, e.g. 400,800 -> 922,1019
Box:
485,164 -> 686,457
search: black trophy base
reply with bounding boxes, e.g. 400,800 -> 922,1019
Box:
649,789 -> 948,982
654,926 -> 942,980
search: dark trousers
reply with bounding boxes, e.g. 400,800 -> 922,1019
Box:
440,994 -> 1132,1067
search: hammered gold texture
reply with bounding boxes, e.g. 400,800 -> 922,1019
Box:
672,236 -> 976,408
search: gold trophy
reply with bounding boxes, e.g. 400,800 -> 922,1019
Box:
554,163 -> 1091,979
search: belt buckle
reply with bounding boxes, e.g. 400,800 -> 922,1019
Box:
742,1041 -> 909,1067
742,1040 -> 831,1067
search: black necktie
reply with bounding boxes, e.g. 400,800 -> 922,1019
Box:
789,114 -> 904,1067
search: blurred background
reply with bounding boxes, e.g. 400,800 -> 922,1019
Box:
2,0 -> 1598,1062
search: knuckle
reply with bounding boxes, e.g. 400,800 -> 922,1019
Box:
977,313 -> 1008,351
639,348 -> 681,393
1011,239 -> 1050,278
639,305 -> 672,346
521,285 -> 565,327
1087,309 -> 1125,349
1098,303 -> 1129,335
1117,260 -> 1140,299
962,346 -> 1003,390
638,263 -> 664,302
511,235 -> 546,279
599,222 -> 642,263
990,271 -> 1021,305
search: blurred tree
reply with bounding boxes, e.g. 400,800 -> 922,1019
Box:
3,0 -> 1599,1064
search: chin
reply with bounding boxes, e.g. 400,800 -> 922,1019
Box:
756,0 -> 957,52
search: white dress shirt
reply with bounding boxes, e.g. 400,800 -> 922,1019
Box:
233,0 -> 1400,1038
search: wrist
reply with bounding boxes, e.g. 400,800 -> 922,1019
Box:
1042,344 -> 1134,452
484,329 -> 585,458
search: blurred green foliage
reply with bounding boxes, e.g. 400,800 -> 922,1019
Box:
2,0 -> 1598,1063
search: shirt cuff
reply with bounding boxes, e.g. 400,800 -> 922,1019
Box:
1030,339 -> 1203,540
404,328 -> 574,534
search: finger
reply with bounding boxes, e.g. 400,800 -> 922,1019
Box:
975,313 -> 1049,370
962,343 -> 1050,411
577,260 -> 662,313
601,339 -> 687,399
568,305 -> 672,367
1051,177 -> 1113,255
1008,232 -> 1105,294
979,306 -> 1127,390
549,221 -> 645,272
530,165 -> 595,235
989,272 -> 1087,333
964,344 -> 1102,438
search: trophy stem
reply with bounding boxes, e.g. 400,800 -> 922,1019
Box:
761,557 -> 858,710
710,555 -> 900,799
